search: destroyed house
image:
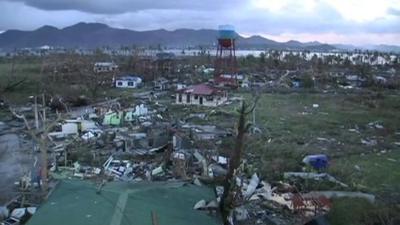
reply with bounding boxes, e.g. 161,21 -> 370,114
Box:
26,180 -> 220,225
214,75 -> 238,88
93,62 -> 118,73
176,84 -> 227,107
181,124 -> 230,141
342,74 -> 366,87
153,77 -> 170,91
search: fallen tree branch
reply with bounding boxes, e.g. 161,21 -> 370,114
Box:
9,107 -> 32,130
2,78 -> 27,93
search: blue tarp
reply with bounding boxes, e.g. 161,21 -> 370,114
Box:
302,154 -> 329,170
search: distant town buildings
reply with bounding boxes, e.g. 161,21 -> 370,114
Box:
2,45 -> 399,67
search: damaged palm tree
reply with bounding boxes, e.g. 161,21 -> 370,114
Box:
220,98 -> 258,225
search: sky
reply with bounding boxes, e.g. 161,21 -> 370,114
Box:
0,0 -> 400,45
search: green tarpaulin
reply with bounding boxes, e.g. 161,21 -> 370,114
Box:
27,180 -> 221,225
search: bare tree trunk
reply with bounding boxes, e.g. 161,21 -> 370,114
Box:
40,135 -> 48,193
219,97 -> 258,225
220,102 -> 247,225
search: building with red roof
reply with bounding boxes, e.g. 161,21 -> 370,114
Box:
175,83 -> 227,107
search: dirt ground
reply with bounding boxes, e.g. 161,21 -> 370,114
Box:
0,128 -> 32,204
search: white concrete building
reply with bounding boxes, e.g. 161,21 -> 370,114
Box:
115,76 -> 142,88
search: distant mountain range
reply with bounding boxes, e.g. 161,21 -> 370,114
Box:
0,22 -> 398,52
334,44 -> 400,53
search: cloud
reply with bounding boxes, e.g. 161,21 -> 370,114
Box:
0,1 -> 98,31
0,0 -> 244,14
227,1 -> 400,35
96,9 -> 218,31
388,7 -> 400,16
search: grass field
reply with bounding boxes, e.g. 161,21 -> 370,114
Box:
0,62 -> 44,103
168,91 -> 400,200
176,90 -> 400,224
166,90 -> 400,224
231,92 -> 400,224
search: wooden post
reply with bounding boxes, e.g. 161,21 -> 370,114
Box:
34,96 -> 39,130
40,134 -> 48,193
64,148 -> 68,167
42,93 -> 46,126
151,211 -> 159,225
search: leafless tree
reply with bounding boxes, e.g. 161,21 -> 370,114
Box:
9,96 -> 63,198
220,98 -> 259,225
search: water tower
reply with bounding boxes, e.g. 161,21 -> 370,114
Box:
214,25 -> 238,87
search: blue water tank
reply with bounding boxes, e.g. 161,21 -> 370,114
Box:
218,25 -> 236,39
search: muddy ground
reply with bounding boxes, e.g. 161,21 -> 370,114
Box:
0,121 -> 32,205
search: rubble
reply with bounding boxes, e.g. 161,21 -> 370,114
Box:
194,200 -> 207,210
151,166 -> 164,176
361,138 -> 378,146
0,207 -> 8,221
193,177 -> 203,186
367,121 -> 384,129
2,76 -> 394,225
8,93 -> 341,225
244,173 -> 260,199
234,206 -> 249,221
